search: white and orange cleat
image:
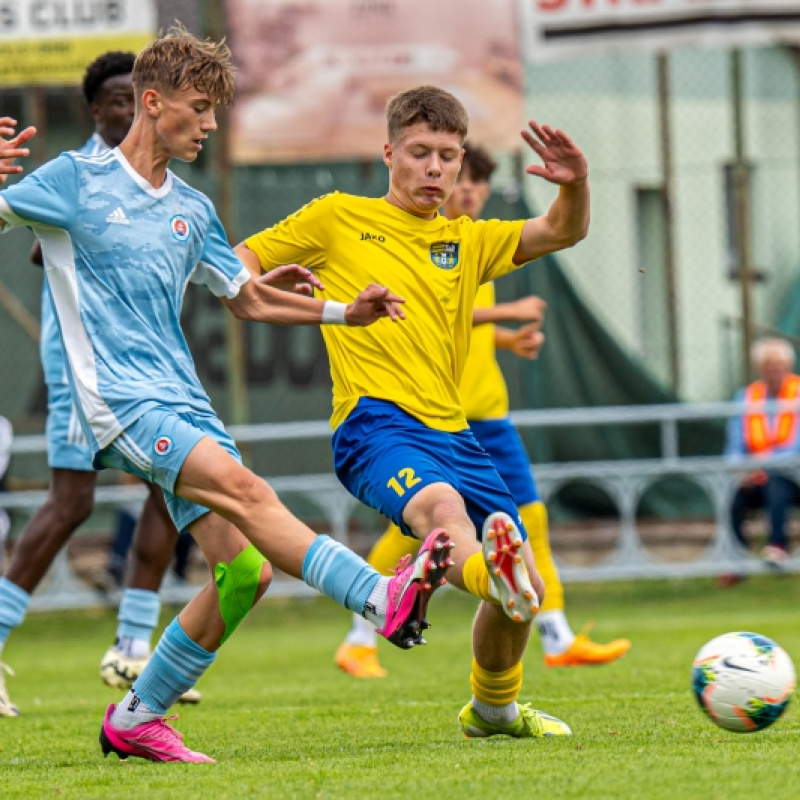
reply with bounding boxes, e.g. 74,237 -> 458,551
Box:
482,512 -> 539,623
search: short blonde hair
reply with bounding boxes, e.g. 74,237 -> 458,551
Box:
386,85 -> 468,145
133,24 -> 235,107
751,337 -> 796,369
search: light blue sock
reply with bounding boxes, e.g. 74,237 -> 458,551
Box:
116,588 -> 160,643
132,617 -> 215,714
0,578 -> 31,644
302,535 -> 379,614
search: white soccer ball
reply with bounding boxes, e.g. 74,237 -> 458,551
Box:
692,631 -> 796,733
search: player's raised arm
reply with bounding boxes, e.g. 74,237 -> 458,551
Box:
512,121 -> 590,265
0,119 -> 36,184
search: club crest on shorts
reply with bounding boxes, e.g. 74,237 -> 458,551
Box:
429,241 -> 459,269
154,435 -> 173,456
170,214 -> 190,242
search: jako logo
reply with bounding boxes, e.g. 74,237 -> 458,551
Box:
154,436 -> 173,456
359,232 -> 385,243
170,214 -> 190,242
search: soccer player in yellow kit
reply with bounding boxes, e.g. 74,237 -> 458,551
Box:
237,86 -> 590,738
335,143 -> 631,679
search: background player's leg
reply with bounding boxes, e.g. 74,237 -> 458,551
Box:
522,501 -> 631,667
3,468 -> 96,593
0,469 -> 95,716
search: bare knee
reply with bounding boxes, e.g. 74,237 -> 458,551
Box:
403,483 -> 468,535
47,478 -> 95,529
230,475 -> 282,520
254,561 -> 273,603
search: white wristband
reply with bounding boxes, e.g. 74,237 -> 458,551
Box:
322,300 -> 348,325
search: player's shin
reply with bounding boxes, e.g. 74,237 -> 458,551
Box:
110,617 -> 216,730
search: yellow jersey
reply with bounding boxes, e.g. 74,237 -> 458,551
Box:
244,192 -> 524,432
458,282 -> 508,421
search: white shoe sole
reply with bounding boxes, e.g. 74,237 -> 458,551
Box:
482,512 -> 539,622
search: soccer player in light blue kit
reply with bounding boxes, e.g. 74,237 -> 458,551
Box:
0,51 -> 202,718
0,27 -> 453,762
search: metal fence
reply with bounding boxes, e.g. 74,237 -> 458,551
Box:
2,400 -> 800,611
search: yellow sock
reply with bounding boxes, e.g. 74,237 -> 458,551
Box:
470,658 -> 523,706
519,501 -> 563,613
462,551 -> 497,604
367,523 -> 419,576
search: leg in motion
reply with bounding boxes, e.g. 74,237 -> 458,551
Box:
0,469 -> 96,716
100,483 -> 202,703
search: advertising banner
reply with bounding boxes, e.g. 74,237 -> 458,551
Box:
227,0 -> 522,163
0,0 -> 157,87
523,0 -> 800,61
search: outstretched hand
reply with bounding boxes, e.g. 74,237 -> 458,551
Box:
259,263 -> 325,295
521,121 -> 587,186
346,283 -> 406,326
0,118 -> 36,185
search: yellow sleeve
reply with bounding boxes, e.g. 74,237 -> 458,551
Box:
472,218 -> 526,284
243,192 -> 335,272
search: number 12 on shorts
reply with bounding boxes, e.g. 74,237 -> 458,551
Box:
387,467 -> 421,496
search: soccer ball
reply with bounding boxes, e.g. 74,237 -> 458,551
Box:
692,631 -> 796,733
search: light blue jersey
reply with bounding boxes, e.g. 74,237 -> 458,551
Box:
41,134 -> 108,469
0,147 -> 250,453
40,133 -> 108,389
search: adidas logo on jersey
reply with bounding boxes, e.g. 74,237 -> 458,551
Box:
105,207 -> 130,225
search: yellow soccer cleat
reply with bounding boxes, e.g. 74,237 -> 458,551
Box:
99,646 -> 202,703
544,633 -> 631,668
334,642 -> 387,678
0,662 -> 20,717
459,702 -> 571,738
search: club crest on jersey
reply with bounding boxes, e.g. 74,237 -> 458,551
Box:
154,436 -> 173,456
170,214 -> 190,242
429,241 -> 459,270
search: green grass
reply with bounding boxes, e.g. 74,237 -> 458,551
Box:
3,577 -> 800,799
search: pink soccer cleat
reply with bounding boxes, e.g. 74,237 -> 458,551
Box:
99,703 -> 215,763
376,528 -> 454,649
483,512 -> 539,623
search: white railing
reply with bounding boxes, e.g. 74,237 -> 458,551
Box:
3,401 -> 800,610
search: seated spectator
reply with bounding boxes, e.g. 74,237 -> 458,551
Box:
721,337 -> 800,586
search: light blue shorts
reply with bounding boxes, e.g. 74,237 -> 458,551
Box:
95,405 -> 241,532
46,382 -> 94,471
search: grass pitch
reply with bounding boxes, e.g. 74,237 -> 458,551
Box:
2,576 -> 800,799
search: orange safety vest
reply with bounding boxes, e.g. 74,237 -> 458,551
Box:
743,375 -> 800,455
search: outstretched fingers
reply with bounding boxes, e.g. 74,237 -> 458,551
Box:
352,283 -> 406,325
0,120 -> 36,179
520,119 -> 587,184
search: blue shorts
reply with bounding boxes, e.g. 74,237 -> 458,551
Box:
332,399 -> 524,540
95,406 -> 241,532
468,418 -> 539,507
46,382 -> 94,471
